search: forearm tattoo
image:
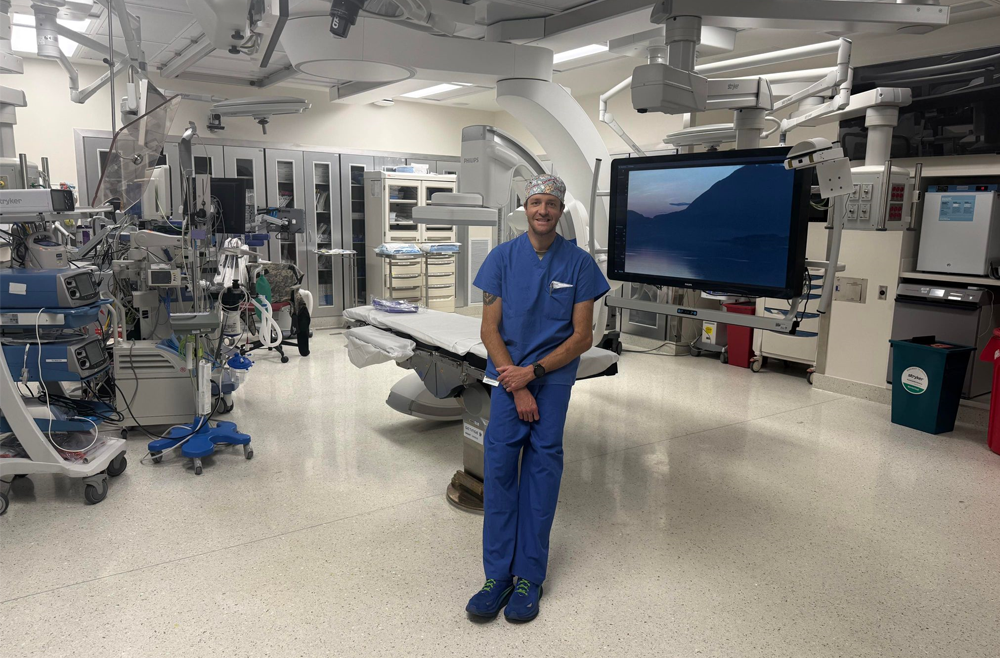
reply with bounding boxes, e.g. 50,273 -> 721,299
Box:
483,293 -> 499,306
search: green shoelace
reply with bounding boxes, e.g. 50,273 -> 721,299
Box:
481,579 -> 498,593
515,579 -> 532,596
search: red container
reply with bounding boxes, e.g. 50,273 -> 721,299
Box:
723,302 -> 756,369
978,328 -> 1000,455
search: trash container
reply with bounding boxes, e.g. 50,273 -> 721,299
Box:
889,336 -> 975,435
723,302 -> 756,368
978,328 -> 1000,455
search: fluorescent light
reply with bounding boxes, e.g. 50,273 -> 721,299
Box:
10,13 -> 91,57
402,83 -> 462,99
553,43 -> 608,64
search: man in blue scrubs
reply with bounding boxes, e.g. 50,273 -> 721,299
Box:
465,174 -> 610,622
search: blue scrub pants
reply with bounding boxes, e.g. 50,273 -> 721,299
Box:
483,382 -> 573,585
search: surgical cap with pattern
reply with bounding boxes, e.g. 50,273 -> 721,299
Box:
525,174 -> 566,203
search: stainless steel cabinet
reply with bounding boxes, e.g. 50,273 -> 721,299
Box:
304,151 -> 342,318
340,154 -> 374,307
265,148 -> 306,271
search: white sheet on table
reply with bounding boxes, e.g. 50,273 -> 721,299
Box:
345,326 -> 416,368
343,306 -> 618,379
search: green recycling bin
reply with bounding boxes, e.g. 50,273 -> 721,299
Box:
889,337 -> 975,435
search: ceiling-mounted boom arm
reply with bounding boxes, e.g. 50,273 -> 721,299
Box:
653,0 -> 950,34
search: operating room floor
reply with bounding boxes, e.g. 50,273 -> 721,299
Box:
2,334 -> 998,658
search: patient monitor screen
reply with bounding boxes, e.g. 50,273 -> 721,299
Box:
609,148 -> 810,299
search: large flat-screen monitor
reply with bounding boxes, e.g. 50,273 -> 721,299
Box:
608,147 -> 811,299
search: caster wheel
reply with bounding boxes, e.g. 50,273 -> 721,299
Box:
13,473 -> 28,480
244,445 -> 254,460
120,428 -> 129,440
751,359 -> 763,373
194,458 -> 203,476
720,351 -> 729,365
225,400 -> 235,413
151,451 -> 163,464
0,492 -> 8,516
84,480 -> 108,505
807,371 -> 815,385
690,347 -> 702,357
281,355 -> 289,363
107,453 -> 127,478
615,342 -> 623,356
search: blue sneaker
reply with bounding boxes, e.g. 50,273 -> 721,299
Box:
504,578 -> 543,622
466,578 -> 514,619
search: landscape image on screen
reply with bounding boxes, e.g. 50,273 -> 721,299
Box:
624,163 -> 796,289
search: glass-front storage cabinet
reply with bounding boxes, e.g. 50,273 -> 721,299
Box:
304,151 -> 342,318
340,155 -> 375,308
265,148 -> 306,270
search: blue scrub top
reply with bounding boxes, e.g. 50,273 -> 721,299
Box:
474,233 -> 611,386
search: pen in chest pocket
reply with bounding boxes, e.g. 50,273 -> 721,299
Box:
549,281 -> 574,295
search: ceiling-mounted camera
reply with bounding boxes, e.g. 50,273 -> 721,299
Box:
329,0 -> 366,39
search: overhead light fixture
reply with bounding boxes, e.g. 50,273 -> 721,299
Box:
401,83 -> 462,99
10,13 -> 91,57
553,43 -> 608,64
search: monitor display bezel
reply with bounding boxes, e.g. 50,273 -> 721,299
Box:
608,147 -> 811,300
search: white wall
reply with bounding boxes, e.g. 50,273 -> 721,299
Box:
11,58 -> 498,188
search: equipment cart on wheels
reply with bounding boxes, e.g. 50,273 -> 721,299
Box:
0,300 -> 127,515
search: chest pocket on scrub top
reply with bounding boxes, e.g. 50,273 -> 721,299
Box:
545,281 -> 575,321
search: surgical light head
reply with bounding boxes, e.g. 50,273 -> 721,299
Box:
207,97 -> 311,135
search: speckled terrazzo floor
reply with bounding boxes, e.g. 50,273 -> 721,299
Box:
1,333 -> 998,657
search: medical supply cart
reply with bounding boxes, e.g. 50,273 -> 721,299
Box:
423,246 -> 460,312
0,300 -> 127,515
376,250 -> 425,305
363,172 -> 457,306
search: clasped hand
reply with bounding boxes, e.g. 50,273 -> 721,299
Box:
497,365 -> 535,392
497,365 -> 539,422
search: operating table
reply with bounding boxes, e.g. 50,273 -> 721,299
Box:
344,305 -> 620,510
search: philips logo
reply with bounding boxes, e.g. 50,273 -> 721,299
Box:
463,158 -> 479,164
